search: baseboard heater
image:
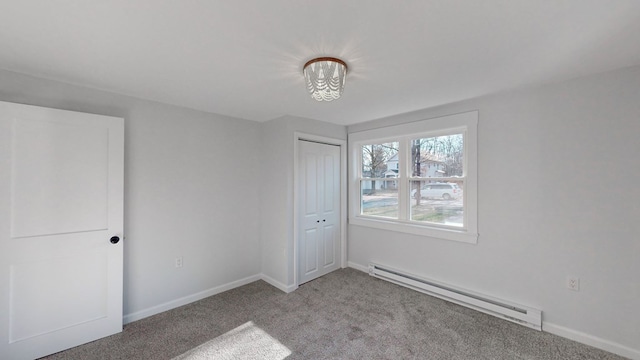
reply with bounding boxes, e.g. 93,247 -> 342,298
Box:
368,263 -> 542,331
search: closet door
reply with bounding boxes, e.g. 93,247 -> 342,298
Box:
298,140 -> 341,284
0,101 -> 124,359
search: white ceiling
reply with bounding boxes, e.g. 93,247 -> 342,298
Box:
1,1 -> 639,126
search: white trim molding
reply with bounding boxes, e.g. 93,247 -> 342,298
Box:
123,273 -> 301,325
261,274 -> 297,293
293,132 -> 348,287
123,274 -> 261,324
348,261 -> 369,273
543,322 -> 640,360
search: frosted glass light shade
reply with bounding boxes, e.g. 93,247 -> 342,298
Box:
303,57 -> 347,102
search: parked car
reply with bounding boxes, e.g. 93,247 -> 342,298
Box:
411,183 -> 461,200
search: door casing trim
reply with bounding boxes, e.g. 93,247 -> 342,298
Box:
293,132 -> 347,289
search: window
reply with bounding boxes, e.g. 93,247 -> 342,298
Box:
349,111 -> 478,243
360,142 -> 399,218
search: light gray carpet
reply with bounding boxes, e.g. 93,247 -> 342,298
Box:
41,268 -> 626,359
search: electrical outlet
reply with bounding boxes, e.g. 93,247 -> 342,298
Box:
175,256 -> 183,268
566,276 -> 580,291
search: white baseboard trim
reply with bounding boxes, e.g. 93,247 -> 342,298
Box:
544,322 -> 639,360
261,274 -> 297,293
123,273 -> 300,325
123,274 -> 262,324
348,261 -> 369,273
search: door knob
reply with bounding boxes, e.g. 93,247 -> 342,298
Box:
110,236 -> 120,244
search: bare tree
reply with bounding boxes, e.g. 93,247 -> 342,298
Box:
362,143 -> 397,194
412,139 -> 423,204
440,134 -> 464,176
412,134 -> 464,203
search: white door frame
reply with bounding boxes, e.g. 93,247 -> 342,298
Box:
293,132 -> 347,288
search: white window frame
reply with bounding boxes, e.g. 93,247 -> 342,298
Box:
348,111 -> 478,244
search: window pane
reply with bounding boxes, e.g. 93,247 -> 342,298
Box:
410,180 -> 463,227
361,142 -> 399,178
410,134 -> 463,178
361,180 -> 398,218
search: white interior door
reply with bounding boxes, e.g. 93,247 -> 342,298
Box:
298,140 -> 341,285
0,101 -> 124,360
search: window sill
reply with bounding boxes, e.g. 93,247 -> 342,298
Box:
349,216 -> 478,244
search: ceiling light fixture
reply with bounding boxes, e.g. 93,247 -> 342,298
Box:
303,57 -> 347,102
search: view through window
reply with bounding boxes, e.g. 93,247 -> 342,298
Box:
360,134 -> 464,227
409,134 -> 464,226
361,142 -> 399,218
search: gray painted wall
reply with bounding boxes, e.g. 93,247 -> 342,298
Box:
348,65 -> 640,353
0,70 -> 263,318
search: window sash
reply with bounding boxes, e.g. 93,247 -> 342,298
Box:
358,144 -> 466,229
349,111 -> 478,244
